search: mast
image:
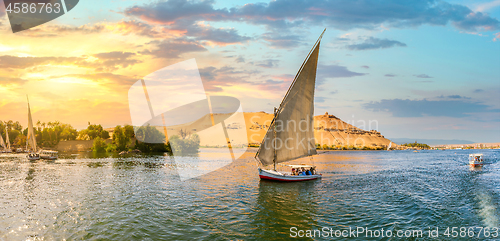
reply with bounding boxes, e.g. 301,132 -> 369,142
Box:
5,127 -> 10,150
273,107 -> 277,171
0,131 -> 6,151
256,29 -> 325,166
26,95 -> 37,153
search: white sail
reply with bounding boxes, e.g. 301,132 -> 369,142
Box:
5,127 -> 10,150
0,132 -> 6,151
256,30 -> 324,166
387,142 -> 392,151
26,97 -> 37,153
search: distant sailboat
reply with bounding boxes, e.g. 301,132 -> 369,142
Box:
26,96 -> 40,161
387,142 -> 392,151
255,29 -> 325,182
0,131 -> 6,153
4,127 -> 12,153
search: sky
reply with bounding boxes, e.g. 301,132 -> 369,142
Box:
0,0 -> 499,143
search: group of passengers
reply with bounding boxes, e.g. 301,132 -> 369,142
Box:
291,167 -> 315,176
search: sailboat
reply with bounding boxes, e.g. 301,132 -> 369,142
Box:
4,127 -> 12,153
387,142 -> 392,151
0,131 -> 6,153
26,96 -> 41,161
255,29 -> 325,182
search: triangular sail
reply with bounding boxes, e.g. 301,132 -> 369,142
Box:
256,30 -> 324,166
5,127 -> 10,150
0,132 -> 6,151
387,142 -> 392,151
26,97 -> 37,153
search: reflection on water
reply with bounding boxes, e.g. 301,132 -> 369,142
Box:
251,181 -> 319,240
0,150 -> 498,240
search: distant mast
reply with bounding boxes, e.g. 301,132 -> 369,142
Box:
5,127 -> 10,151
26,96 -> 38,153
0,131 -> 6,151
256,29 -> 325,168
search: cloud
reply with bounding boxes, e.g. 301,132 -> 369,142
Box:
125,0 -> 500,32
414,74 -> 433,78
140,39 -> 207,58
363,98 -> 499,118
385,74 -> 396,77
361,65 -> 369,69
199,65 -> 258,92
125,0 -> 226,25
261,32 -> 303,48
0,4 -> 4,19
0,52 -> 141,72
89,51 -> 141,71
453,12 -> 500,31
14,24 -> 106,37
0,76 -> 28,86
475,0 -> 500,12
235,56 -> 245,63
256,59 -> 279,68
0,55 -> 83,69
59,73 -> 138,88
437,95 -> 470,99
347,37 -> 407,50
315,96 -> 328,103
317,64 -> 366,82
186,24 -> 251,45
474,89 -> 484,93
255,75 -> 294,92
493,32 -> 500,41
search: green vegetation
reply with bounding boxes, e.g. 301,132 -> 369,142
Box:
134,125 -> 171,153
401,141 -> 430,149
0,120 -> 78,148
316,143 -> 385,150
92,137 -> 107,153
78,123 -> 109,140
1,119 -> 188,154
90,124 -> 171,154
169,134 -> 200,155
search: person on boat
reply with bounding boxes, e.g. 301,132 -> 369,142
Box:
291,168 -> 296,175
306,168 -> 312,175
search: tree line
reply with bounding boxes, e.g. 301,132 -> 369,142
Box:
0,120 -> 78,148
0,120 -> 200,154
401,142 -> 430,149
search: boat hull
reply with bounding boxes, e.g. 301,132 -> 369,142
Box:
469,161 -> 483,167
41,156 -> 57,160
258,168 -> 321,182
27,156 -> 40,161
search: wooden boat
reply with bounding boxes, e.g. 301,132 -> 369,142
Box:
40,150 -> 58,160
254,30 -> 325,182
26,96 -> 41,161
469,153 -> 484,167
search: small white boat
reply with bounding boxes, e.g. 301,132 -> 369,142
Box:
259,164 -> 321,182
40,150 -> 58,160
27,153 -> 40,161
469,153 -> 484,167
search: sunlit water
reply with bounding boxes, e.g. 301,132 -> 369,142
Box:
0,149 -> 498,240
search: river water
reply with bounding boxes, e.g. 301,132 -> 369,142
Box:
0,149 -> 498,240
